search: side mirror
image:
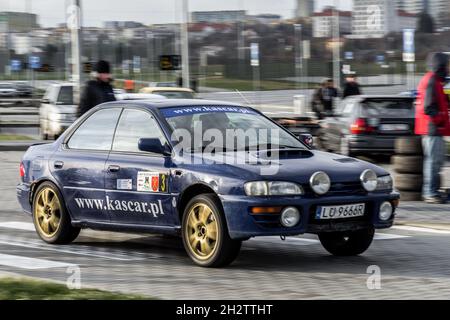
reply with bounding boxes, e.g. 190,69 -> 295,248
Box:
41,98 -> 50,104
138,138 -> 171,155
297,133 -> 314,148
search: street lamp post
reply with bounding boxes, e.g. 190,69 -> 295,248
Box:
68,0 -> 83,106
332,1 -> 341,88
180,0 -> 190,88
294,24 -> 302,91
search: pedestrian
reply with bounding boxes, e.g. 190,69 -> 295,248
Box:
343,75 -> 362,98
320,79 -> 338,116
311,82 -> 325,119
415,52 -> 450,204
78,60 -> 116,117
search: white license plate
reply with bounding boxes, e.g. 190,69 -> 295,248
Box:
379,124 -> 409,131
316,203 -> 365,220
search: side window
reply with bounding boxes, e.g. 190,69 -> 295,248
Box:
68,108 -> 122,151
112,109 -> 167,153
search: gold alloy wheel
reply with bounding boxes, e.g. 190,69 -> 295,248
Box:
34,188 -> 61,237
185,203 -> 219,260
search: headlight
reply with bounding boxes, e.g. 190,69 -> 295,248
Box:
309,171 -> 331,195
244,181 -> 304,196
360,169 -> 377,192
376,175 -> 393,191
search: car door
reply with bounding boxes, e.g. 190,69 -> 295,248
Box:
50,107 -> 122,223
104,107 -> 175,226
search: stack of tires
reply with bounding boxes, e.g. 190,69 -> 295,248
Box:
392,137 -> 423,201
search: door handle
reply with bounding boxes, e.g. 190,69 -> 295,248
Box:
53,161 -> 64,169
108,165 -> 120,173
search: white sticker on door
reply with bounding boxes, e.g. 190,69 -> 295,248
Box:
117,179 -> 132,190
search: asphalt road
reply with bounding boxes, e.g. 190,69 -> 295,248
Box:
1,151 -> 450,299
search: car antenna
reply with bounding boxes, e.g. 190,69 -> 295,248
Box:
235,89 -> 254,107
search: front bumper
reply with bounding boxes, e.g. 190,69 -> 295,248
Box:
220,191 -> 399,240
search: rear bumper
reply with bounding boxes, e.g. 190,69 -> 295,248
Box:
16,183 -> 32,215
348,135 -> 409,154
220,191 -> 400,240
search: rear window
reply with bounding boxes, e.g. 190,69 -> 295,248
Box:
361,99 -> 414,117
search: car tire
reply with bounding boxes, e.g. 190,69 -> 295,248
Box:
32,181 -> 80,244
182,194 -> 241,267
318,227 -> 375,256
392,155 -> 423,174
395,137 -> 422,155
399,191 -> 422,201
395,174 -> 423,191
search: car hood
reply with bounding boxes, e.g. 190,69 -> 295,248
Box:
51,105 -> 77,114
185,149 -> 389,184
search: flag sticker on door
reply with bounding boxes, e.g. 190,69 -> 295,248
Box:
137,172 -> 168,193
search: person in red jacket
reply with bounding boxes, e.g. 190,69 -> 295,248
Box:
415,52 -> 450,203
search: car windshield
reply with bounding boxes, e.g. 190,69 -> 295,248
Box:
155,91 -> 194,99
361,99 -> 414,117
57,86 -> 74,105
163,106 -> 306,152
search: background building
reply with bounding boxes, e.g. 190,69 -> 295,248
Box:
191,10 -> 246,23
312,8 -> 352,38
0,12 -> 39,33
295,0 -> 315,18
351,0 -> 397,38
398,0 -> 448,27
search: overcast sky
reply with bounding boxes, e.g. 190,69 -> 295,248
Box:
2,0 -> 353,27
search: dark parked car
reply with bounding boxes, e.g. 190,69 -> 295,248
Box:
14,82 -> 33,97
318,95 -> 415,156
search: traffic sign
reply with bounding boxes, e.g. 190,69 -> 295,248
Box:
159,55 -> 181,71
344,51 -> 354,60
10,60 -> 21,72
250,43 -> 259,67
133,56 -> 141,73
29,56 -> 41,69
403,29 -> 415,62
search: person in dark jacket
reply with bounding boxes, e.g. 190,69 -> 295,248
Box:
78,60 -> 116,116
415,52 -> 450,204
343,75 -> 362,98
320,79 -> 338,115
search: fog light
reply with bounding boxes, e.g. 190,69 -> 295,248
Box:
280,207 -> 300,227
379,201 -> 393,221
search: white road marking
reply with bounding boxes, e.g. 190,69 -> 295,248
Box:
0,253 -> 75,270
0,236 -> 147,261
0,221 -> 35,231
374,233 -> 410,240
392,225 -> 450,235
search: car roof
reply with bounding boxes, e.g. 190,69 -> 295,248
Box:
98,99 -> 247,111
344,95 -> 415,101
141,87 -> 194,93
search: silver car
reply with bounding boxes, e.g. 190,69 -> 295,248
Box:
40,83 -> 78,140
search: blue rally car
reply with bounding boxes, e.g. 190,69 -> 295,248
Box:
17,100 -> 399,267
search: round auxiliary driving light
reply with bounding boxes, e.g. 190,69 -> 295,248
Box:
309,171 -> 331,195
379,201 -> 393,221
280,207 -> 300,227
360,169 -> 378,192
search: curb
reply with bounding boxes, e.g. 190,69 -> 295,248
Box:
0,141 -> 47,152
